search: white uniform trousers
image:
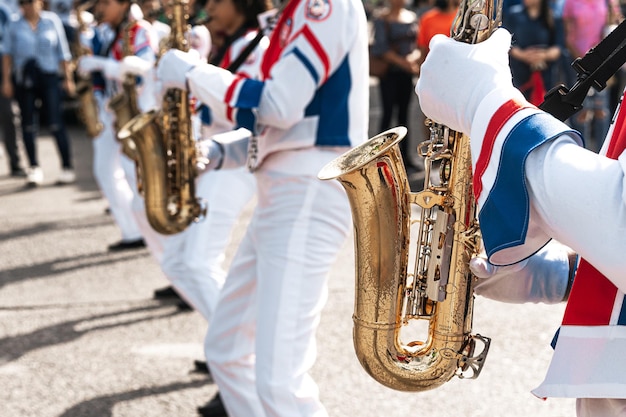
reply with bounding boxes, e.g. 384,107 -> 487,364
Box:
92,95 -> 142,242
160,167 -> 256,321
205,164 -> 351,417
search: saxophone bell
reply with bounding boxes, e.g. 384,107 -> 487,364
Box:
318,0 -> 504,391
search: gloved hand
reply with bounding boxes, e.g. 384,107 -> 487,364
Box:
196,139 -> 224,172
415,28 -> 519,136
77,55 -> 107,77
156,49 -> 201,91
120,55 -> 154,77
77,55 -> 122,80
471,241 -> 574,304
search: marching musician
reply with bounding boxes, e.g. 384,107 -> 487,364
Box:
153,17 -> 260,324
77,0 -> 167,259
153,0 -> 370,414
416,28 -> 626,417
120,2 -> 269,413
77,0 -> 146,251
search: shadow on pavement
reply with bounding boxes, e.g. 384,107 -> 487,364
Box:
0,303 -> 184,364
57,379 -> 209,417
0,250 -> 149,289
0,214 -> 112,242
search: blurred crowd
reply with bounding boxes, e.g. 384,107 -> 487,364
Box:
367,0 -> 626,169
1,0 -> 626,182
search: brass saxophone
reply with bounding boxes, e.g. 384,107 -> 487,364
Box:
72,0 -> 103,139
317,0 -> 502,392
117,0 -> 205,235
108,19 -> 140,159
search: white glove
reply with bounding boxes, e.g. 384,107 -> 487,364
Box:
77,55 -> 107,77
472,241 -> 574,304
120,55 -> 154,77
415,28 -> 518,136
156,49 -> 201,91
196,139 -> 224,172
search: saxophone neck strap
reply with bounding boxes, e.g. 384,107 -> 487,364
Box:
539,20 -> 626,122
226,2 -> 286,72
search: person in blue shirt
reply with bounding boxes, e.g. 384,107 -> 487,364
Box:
0,2 -> 25,177
1,0 -> 76,187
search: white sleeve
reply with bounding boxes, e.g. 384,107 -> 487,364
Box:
525,136 -> 626,290
187,0 -> 359,132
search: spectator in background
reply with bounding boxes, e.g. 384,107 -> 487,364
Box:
0,1 -> 25,177
370,0 -> 419,174
2,0 -> 76,187
504,0 -> 563,106
47,0 -> 74,43
415,0 -> 458,64
562,0 -> 621,152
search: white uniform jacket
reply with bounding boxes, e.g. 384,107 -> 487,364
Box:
186,0 -> 369,173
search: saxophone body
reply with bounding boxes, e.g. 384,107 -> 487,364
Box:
118,0 -> 205,235
73,1 -> 103,139
109,20 -> 140,159
317,0 -> 502,392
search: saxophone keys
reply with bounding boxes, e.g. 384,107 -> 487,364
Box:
411,190 -> 446,209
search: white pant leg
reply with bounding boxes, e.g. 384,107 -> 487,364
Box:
577,398 -> 626,416
205,170 -> 351,417
92,98 -> 142,241
160,168 -> 255,321
120,154 -> 165,263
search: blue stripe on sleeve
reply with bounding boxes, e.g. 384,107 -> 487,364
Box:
288,47 -> 319,85
480,113 -> 579,259
617,296 -> 626,325
235,109 -> 257,133
200,105 -> 212,126
234,78 -> 264,109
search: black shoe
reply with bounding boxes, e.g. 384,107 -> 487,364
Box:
107,238 -> 146,252
10,168 -> 26,178
198,393 -> 228,417
153,285 -> 182,300
193,360 -> 210,375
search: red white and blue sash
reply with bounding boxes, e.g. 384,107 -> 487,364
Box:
532,94 -> 626,400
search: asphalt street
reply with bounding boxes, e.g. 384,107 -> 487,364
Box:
0,82 -> 577,417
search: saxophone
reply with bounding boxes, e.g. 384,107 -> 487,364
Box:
72,0 -> 103,139
117,0 -> 205,235
317,0 -> 502,392
108,19 -> 140,160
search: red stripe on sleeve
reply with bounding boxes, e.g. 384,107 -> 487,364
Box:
606,97 -> 626,159
473,99 -> 532,198
224,75 -> 244,122
298,25 -> 330,82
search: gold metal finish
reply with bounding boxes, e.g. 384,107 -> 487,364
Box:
72,0 -> 103,139
317,0 -> 502,392
108,20 -> 140,160
118,0 -> 205,235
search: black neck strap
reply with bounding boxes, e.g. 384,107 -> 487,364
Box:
540,20 -> 626,121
